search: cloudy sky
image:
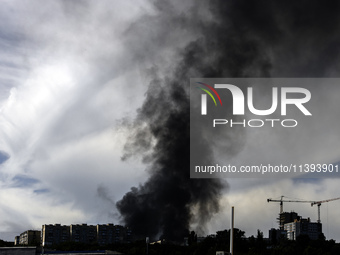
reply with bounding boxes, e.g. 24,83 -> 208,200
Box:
0,0 -> 340,242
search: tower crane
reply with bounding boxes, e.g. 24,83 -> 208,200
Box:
311,197 -> 340,223
267,196 -> 315,214
267,196 -> 315,229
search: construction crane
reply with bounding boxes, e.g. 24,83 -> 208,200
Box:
267,196 -> 315,230
311,197 -> 340,223
267,196 -> 315,214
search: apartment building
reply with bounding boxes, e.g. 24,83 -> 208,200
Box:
42,224 -> 70,246
70,224 -> 97,244
41,223 -> 132,247
16,230 -> 41,246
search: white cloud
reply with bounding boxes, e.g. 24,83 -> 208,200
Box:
0,0 -> 150,240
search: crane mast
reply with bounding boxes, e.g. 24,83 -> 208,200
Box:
311,197 -> 340,223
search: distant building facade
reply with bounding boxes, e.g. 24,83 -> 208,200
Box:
97,224 -> 132,245
279,212 -> 299,230
42,224 -> 70,246
97,224 -> 115,246
16,230 -> 41,246
14,236 -> 19,246
41,223 -> 131,247
284,217 -> 322,240
111,225 -> 132,244
70,224 -> 97,244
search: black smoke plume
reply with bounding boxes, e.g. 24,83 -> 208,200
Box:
116,0 -> 340,241
117,67 -> 225,241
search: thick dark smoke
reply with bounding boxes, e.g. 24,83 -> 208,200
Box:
117,68 -> 224,241
116,0 -> 340,241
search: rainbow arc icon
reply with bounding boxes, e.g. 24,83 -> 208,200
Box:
196,82 -> 222,115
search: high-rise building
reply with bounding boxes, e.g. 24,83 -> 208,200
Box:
284,217 -> 322,240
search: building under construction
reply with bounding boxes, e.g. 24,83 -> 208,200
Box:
270,212 -> 322,241
267,195 -> 340,241
278,212 -> 299,230
284,216 -> 322,241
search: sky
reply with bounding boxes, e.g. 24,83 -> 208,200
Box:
0,0 -> 340,242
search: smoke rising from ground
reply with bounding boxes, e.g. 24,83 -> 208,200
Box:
116,0 -> 340,241
117,67 -> 225,240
